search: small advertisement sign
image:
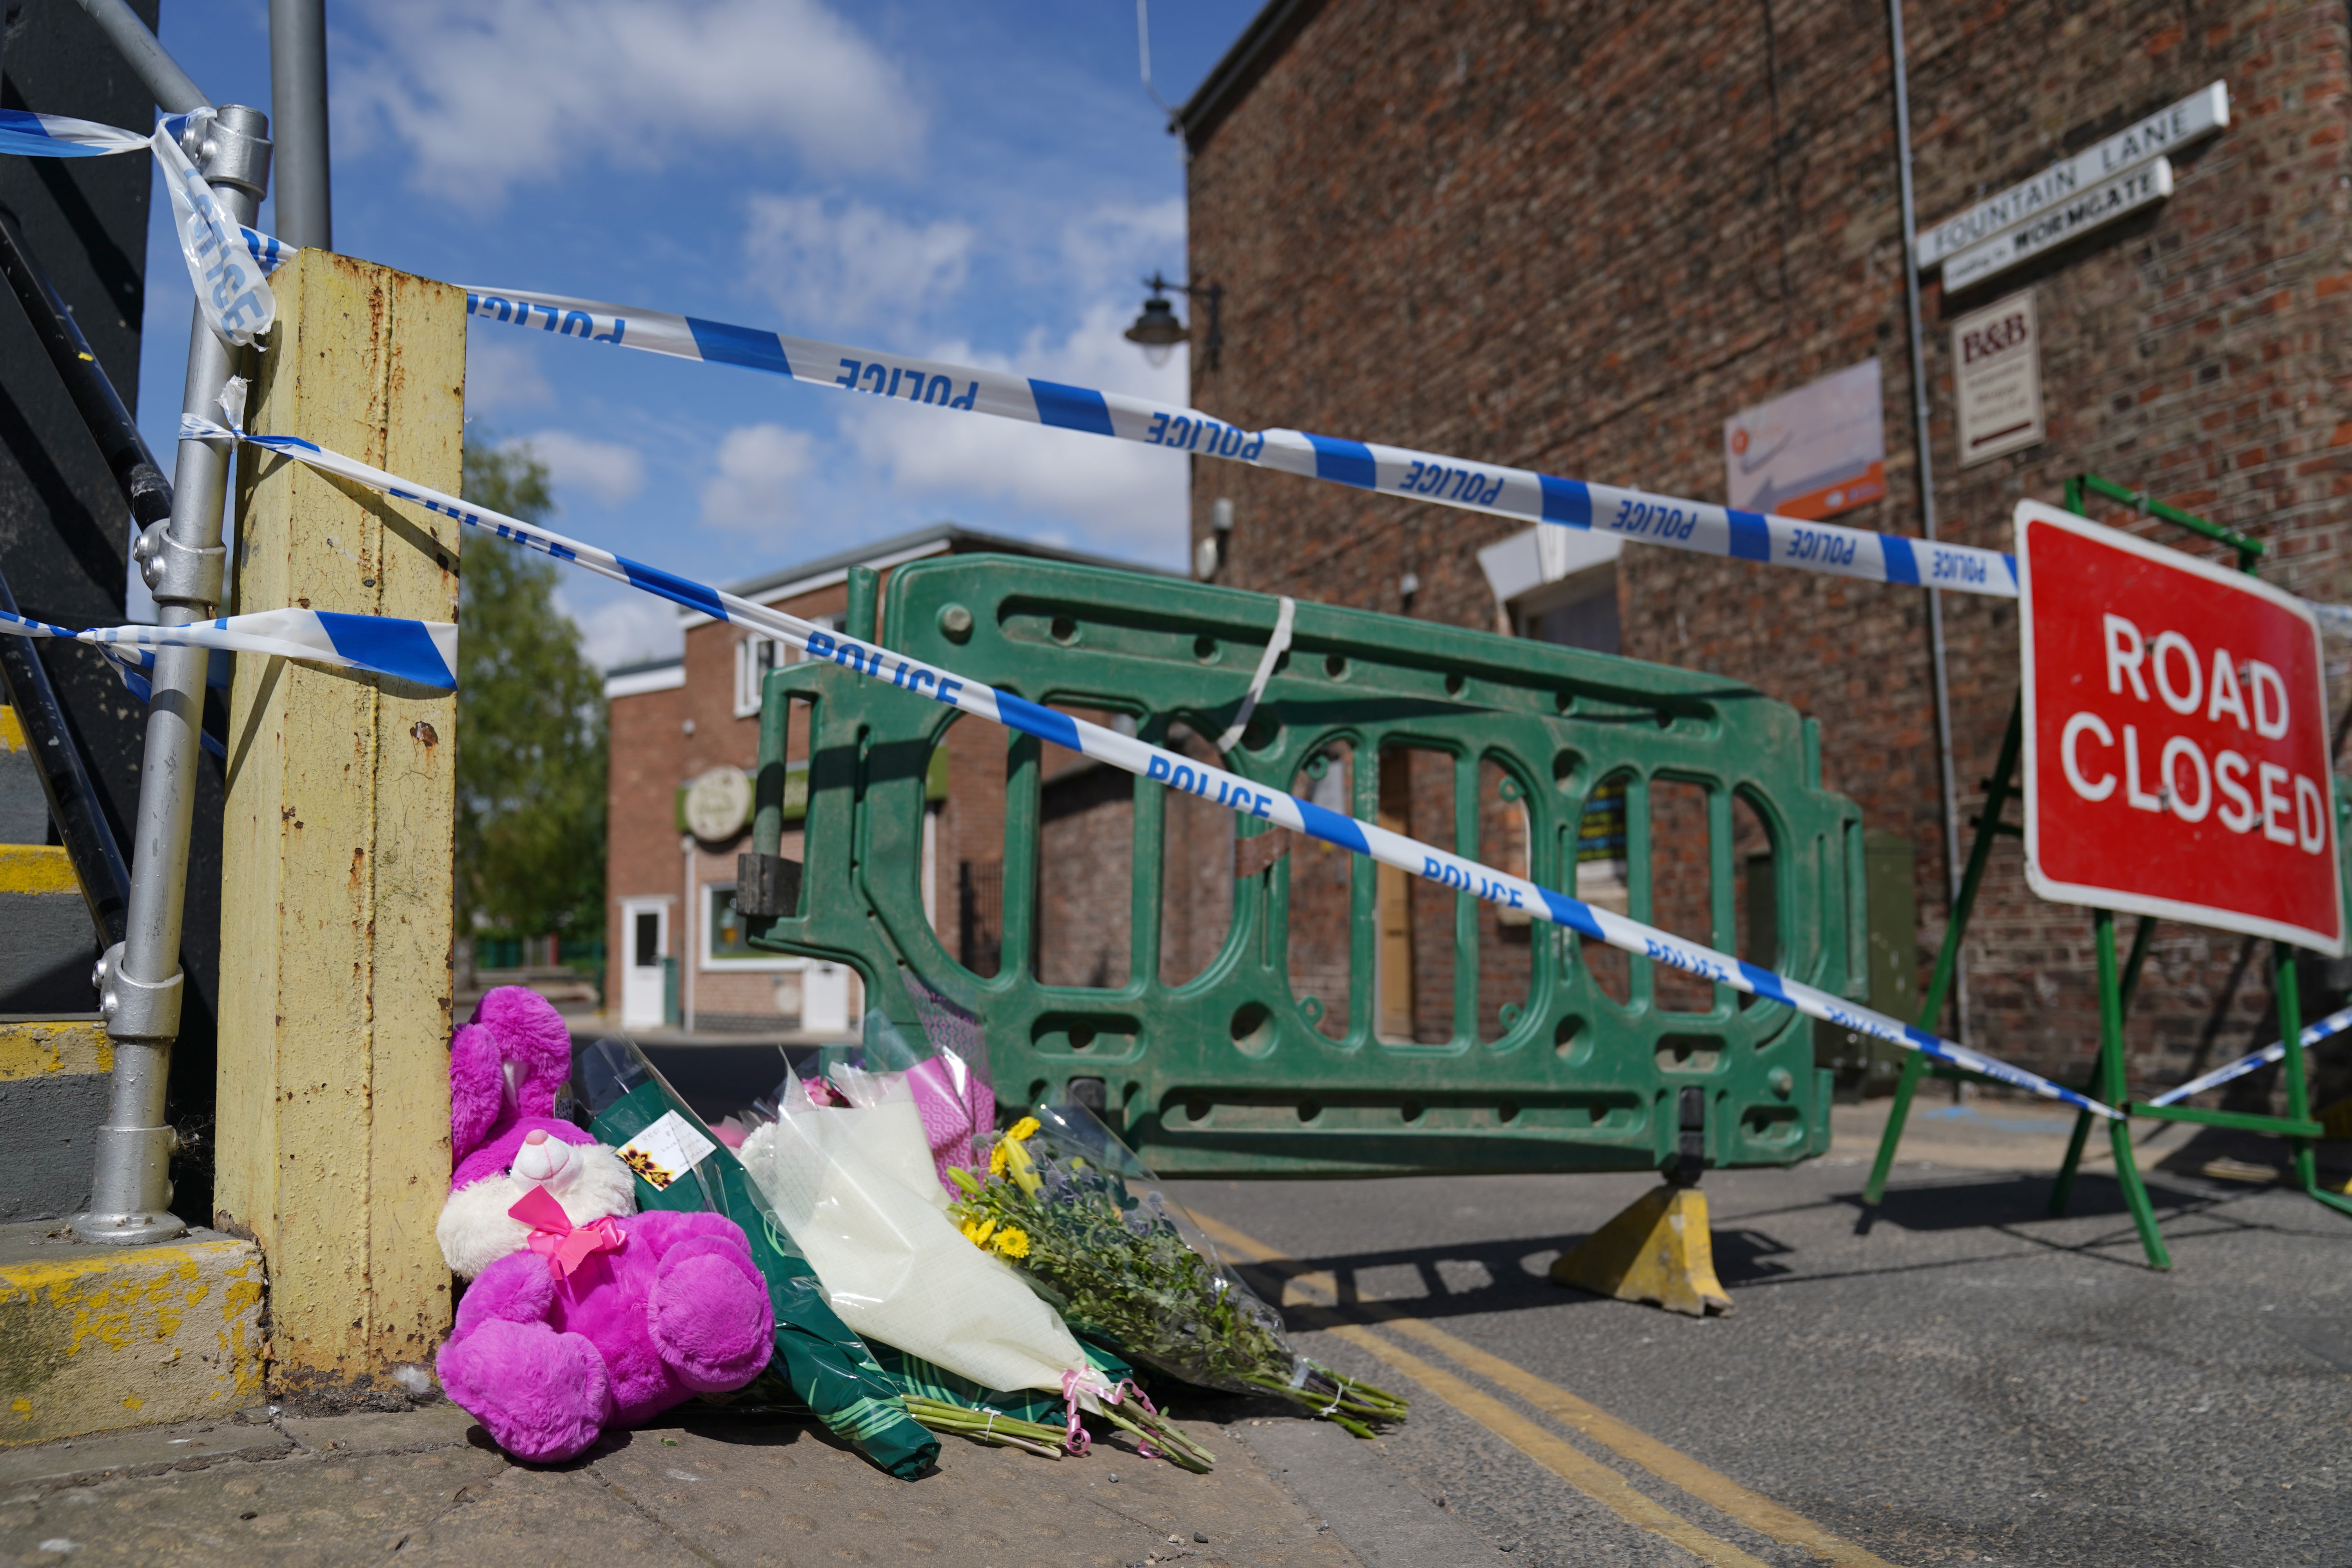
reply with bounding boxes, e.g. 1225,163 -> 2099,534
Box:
1952,290 -> 2043,467
2018,501 -> 2343,953
1724,359 -> 1886,521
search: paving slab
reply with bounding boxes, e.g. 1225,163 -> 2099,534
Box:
0,1399 -> 1375,1568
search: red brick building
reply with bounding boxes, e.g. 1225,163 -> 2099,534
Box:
1175,0 -> 2352,1100
603,525 -> 1177,1034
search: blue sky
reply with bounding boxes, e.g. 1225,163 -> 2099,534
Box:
133,0 -> 1261,667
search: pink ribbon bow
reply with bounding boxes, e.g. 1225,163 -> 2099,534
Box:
508,1185 -> 626,1279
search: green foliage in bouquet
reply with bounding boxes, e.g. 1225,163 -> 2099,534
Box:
946,1113 -> 1406,1439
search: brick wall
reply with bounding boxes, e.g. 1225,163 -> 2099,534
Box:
1185,0 -> 2352,1101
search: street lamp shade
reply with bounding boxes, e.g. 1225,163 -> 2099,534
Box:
1124,293 -> 1186,367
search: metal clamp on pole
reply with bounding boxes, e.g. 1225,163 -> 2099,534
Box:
71,20 -> 269,1242
734,853 -> 803,919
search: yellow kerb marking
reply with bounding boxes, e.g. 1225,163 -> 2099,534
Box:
0,705 -> 24,750
0,844 -> 80,896
1192,1210 -> 1900,1568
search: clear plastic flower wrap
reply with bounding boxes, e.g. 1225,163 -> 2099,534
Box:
734,1067 -> 1212,1468
947,1103 -> 1407,1437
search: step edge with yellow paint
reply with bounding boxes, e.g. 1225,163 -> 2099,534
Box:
0,1018 -> 111,1082
0,1232 -> 266,1446
0,843 -> 81,896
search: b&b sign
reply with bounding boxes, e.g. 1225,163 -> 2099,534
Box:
2018,501 -> 2344,955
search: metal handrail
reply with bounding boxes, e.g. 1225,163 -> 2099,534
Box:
64,2 -> 272,1247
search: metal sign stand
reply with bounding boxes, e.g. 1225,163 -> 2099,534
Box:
1861,476 -> 2352,1267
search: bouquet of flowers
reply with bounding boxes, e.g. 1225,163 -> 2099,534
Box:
576,1038 -> 941,1478
734,1068 -> 1215,1470
947,1105 -> 1407,1437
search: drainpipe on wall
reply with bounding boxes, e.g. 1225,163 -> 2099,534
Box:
1887,0 -> 1969,1047
681,833 -> 697,1034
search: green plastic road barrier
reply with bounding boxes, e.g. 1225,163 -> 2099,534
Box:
744,556 -> 1862,1178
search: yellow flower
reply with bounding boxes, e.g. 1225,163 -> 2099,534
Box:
988,1140 -> 1010,1177
960,1216 -> 997,1249
990,1226 -> 1031,1260
1002,1134 -> 1042,1196
1007,1116 -> 1041,1143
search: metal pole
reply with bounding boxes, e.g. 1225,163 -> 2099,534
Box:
74,103 -> 271,1246
1886,0 -> 1969,1044
70,0 -> 207,113
267,0 -> 330,250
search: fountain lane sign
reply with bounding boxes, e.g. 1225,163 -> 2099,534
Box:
2017,501 -> 2343,955
1915,82 -> 2228,272
1944,158 -> 2171,292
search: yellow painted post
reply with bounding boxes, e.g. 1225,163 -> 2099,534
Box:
213,251 -> 464,1401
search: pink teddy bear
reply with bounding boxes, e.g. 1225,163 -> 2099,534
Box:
432,988 -> 774,1463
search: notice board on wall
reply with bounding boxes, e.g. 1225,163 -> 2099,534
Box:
1722,359 -> 1886,521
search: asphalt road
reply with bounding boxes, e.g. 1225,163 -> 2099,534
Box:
1166,1134 -> 2352,1568
560,1035 -> 2351,1566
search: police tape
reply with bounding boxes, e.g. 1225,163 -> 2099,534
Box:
2141,1000 -> 2352,1108
182,406 -> 2119,1120
0,603 -> 457,689
0,107 -> 273,344
460,285 -> 2024,601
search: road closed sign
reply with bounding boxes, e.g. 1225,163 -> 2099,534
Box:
2018,501 -> 2343,953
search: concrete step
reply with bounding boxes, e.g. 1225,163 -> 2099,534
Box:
0,1220 -> 265,1446
0,1021 -> 111,1224
0,844 -> 97,1015
0,705 -> 46,845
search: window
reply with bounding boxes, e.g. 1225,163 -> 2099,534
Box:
734,615 -> 838,717
1516,568 -> 1621,654
702,881 -> 797,970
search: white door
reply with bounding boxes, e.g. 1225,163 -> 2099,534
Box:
620,899 -> 668,1029
802,961 -> 851,1036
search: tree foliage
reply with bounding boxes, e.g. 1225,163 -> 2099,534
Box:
455,439 -> 607,941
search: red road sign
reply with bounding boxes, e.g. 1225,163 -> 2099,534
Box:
2018,501 -> 2343,954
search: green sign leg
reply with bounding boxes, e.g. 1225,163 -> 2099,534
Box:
1862,702 -> 2023,1208
1861,1053 -> 1926,1207
2050,915 -> 2152,1216
2277,943 -> 2320,1196
2092,909 -> 2170,1269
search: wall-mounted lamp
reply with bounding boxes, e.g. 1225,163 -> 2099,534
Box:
1195,496 -> 1234,580
1124,271 -> 1224,371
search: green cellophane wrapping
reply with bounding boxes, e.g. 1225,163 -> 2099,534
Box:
590,1079 -> 940,1478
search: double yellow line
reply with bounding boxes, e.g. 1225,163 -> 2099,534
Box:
1191,1212 -> 1899,1568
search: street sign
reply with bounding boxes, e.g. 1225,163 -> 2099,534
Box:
1945,159 -> 2171,293
1916,81 -> 2227,270
2018,501 -> 2343,954
1952,290 -> 2043,466
1723,358 -> 1886,521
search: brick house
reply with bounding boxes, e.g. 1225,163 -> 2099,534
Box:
602,524 -> 1177,1033
1173,0 -> 2352,1099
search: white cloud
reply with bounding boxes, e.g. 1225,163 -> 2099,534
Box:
512,430 -> 646,506
700,423 -> 819,530
347,0 -> 922,206
840,301 -> 1189,557
1055,198 -> 1186,297
744,196 -> 973,332
562,589 -> 682,672
465,336 -> 552,412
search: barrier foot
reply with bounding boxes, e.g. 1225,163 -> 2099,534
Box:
1550,1183 -> 1733,1317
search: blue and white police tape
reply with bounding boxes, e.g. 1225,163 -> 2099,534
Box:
462,285 -> 2022,601
186,410 -> 2119,1121
0,107 -> 150,156
2142,1000 -> 2352,1109
0,604 -> 456,689
0,107 -> 273,344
